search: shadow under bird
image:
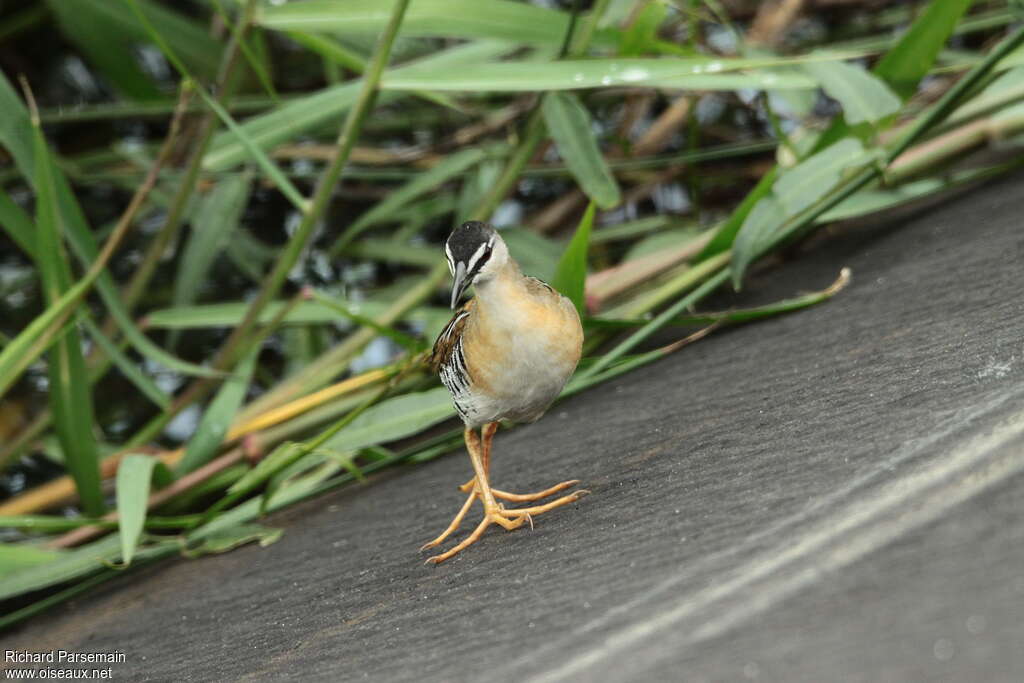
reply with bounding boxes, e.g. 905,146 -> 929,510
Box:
422,221 -> 587,563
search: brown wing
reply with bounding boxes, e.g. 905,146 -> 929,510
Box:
430,299 -> 474,373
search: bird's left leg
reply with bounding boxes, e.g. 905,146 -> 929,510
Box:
424,427 -> 528,564
458,421 -> 498,493
421,426 -> 522,553
474,421 -> 581,502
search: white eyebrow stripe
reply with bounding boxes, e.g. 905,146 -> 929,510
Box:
465,243 -> 489,274
445,242 -> 455,275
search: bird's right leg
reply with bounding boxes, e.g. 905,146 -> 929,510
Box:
422,427 -> 527,563
458,421 -> 497,493
463,421 -> 579,502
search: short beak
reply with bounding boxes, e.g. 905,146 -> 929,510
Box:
450,262 -> 469,309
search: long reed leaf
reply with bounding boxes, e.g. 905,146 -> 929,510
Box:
115,454 -> 161,565
319,387 -> 455,454
47,0 -> 163,101
82,317 -> 171,410
202,41 -> 514,172
176,349 -> 259,476
171,172 -> 253,344
144,300 -> 450,330
257,0 -> 571,45
804,61 -> 901,125
0,187 -> 36,258
383,60 -> 820,92
0,543 -> 65,573
31,112 -> 105,517
874,0 -> 974,99
541,94 -> 621,209
552,201 -> 595,314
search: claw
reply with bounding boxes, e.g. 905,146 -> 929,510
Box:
423,489 -> 586,563
423,426 -> 587,564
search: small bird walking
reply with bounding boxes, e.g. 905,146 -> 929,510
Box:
422,221 -> 586,564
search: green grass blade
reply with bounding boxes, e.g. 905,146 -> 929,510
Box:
0,543 -> 66,573
774,138 -> 871,214
286,30 -> 460,111
382,59 -> 820,92
202,40 -> 513,172
319,387 -> 455,454
171,173 -> 253,343
210,0 -> 280,102
287,31 -> 367,72
183,523 -> 282,557
143,299 -> 449,330
0,538 -> 117,599
695,167 -> 778,261
619,0 -> 668,56
874,0 -> 974,99
311,292 -> 422,350
115,454 -> 160,566
0,187 -> 36,258
109,301 -> 225,378
31,113 -> 105,517
227,442 -> 306,498
580,268 -> 731,382
0,515 -> 113,532
176,348 -> 259,475
105,0 -> 223,76
47,0 -> 163,101
804,61 -> 901,125
0,514 -> 200,532
0,535 -> 181,601
551,201 -> 595,315
589,267 -> 850,328
729,196 -> 785,289
81,316 -> 171,410
731,138 -> 870,286
257,0 -> 571,45
541,94 -> 621,209
0,571 -> 118,631
342,239 -> 440,268
808,0 -> 972,152
203,80 -> 359,172
0,270 -> 89,399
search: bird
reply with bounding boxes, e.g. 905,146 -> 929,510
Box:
421,220 -> 586,564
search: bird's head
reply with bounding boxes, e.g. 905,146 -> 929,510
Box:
444,221 -> 511,309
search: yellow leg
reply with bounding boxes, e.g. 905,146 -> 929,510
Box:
423,425 -> 587,565
419,488 -> 476,551
457,423 -> 576,502
458,422 -> 498,493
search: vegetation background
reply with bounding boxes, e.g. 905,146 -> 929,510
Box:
0,0 -> 1022,627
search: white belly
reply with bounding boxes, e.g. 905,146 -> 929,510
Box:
459,307 -> 580,427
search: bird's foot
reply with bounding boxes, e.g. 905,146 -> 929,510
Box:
421,487 -> 588,564
457,476 -> 580,502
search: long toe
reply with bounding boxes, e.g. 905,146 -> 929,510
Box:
491,479 -> 580,503
419,490 -> 477,551
500,489 -> 589,518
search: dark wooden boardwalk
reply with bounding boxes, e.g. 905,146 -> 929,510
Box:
7,173 -> 1024,682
